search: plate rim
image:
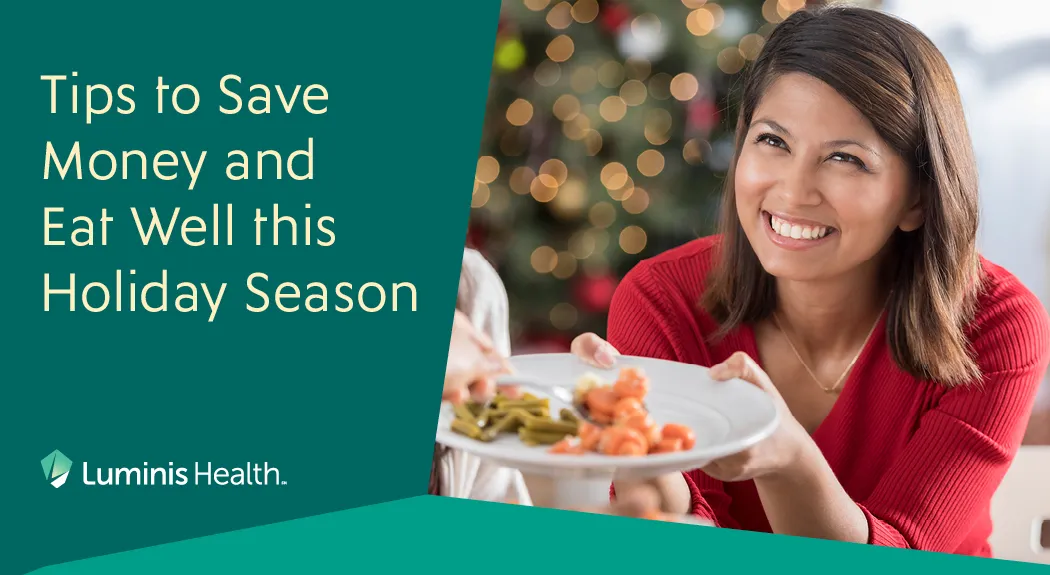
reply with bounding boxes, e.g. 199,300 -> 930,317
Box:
435,352 -> 780,473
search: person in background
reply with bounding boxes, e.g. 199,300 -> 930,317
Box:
438,249 -> 691,521
433,249 -> 531,504
571,5 -> 1050,557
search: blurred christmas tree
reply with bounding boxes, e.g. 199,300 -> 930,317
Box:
466,0 -> 854,352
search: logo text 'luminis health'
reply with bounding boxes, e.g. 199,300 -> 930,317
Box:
82,461 -> 285,486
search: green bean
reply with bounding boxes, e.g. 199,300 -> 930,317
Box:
523,418 -> 578,435
466,401 -> 485,417
559,409 -> 580,425
453,403 -> 477,423
487,406 -> 547,419
518,427 -> 570,445
522,392 -> 539,401
495,398 -> 550,410
451,419 -> 487,441
482,412 -> 523,440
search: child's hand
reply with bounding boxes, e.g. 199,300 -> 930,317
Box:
570,484 -> 713,525
445,310 -> 516,404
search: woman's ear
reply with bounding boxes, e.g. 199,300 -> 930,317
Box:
899,186 -> 924,232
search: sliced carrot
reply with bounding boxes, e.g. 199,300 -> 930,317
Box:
661,423 -> 696,450
613,366 -> 650,400
586,386 -> 620,414
650,437 -> 683,454
612,397 -> 646,423
620,413 -> 661,449
578,421 -> 602,451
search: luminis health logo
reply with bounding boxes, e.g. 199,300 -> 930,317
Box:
42,449 -> 73,488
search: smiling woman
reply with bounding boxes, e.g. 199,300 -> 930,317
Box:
572,4 -> 1050,558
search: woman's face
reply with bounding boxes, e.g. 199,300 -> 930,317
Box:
734,73 -> 923,283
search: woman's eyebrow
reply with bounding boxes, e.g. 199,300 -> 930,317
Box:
825,138 -> 881,158
751,117 -> 881,158
751,118 -> 789,135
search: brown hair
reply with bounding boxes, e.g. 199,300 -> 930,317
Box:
700,5 -> 984,386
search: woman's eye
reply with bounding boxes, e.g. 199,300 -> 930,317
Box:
829,152 -> 867,170
756,134 -> 786,149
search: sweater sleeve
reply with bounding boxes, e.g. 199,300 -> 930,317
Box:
857,290 -> 1050,551
605,261 -> 740,528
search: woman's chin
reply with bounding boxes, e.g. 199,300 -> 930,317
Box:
756,258 -> 828,283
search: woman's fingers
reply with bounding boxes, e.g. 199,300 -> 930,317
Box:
441,384 -> 470,405
609,484 -> 662,517
496,384 -> 523,400
709,351 -> 776,394
570,333 -> 620,368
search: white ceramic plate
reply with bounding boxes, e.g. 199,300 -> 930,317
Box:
435,353 -> 780,481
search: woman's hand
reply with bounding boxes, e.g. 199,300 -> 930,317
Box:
701,351 -> 813,481
570,332 -> 621,369
445,310 -> 517,404
569,334 -> 812,483
566,483 -> 713,526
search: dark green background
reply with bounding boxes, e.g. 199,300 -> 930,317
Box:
0,2 -> 500,573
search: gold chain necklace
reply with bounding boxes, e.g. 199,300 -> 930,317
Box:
771,301 -> 886,394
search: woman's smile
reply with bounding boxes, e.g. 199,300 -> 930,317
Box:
761,210 -> 838,251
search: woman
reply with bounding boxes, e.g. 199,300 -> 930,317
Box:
574,6 -> 1050,556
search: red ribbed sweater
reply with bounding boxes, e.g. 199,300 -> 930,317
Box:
607,235 -> 1050,556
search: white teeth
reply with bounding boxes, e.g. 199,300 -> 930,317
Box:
770,215 -> 830,240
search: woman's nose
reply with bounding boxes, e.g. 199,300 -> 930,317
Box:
777,163 -> 822,206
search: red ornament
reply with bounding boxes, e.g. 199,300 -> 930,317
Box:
599,2 -> 632,34
465,221 -> 487,251
688,97 -> 720,133
574,274 -> 619,313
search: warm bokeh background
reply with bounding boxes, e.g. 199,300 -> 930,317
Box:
465,0 -> 1050,443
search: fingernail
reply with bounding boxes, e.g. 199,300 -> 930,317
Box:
596,344 -> 617,365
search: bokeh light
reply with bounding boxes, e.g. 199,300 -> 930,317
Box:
622,187 -> 650,214
571,66 -> 598,92
530,173 -> 560,202
475,155 -> 499,184
717,47 -> 746,74
547,35 -> 576,62
589,202 -> 617,228
648,73 -> 672,100
531,246 -> 558,273
509,166 -> 536,195
584,130 -> 603,155
551,178 -> 588,219
600,162 -> 629,190
687,9 -> 716,36
624,57 -> 652,81
525,0 -> 551,10
670,73 -> 699,101
598,60 -> 625,88
550,302 -> 579,328
535,60 -> 562,86
644,108 -> 673,145
540,158 -> 569,185
637,149 -> 665,177
620,79 -> 648,106
570,0 -> 599,23
506,99 -> 534,126
547,1 -> 573,28
739,33 -> 766,60
472,180 -> 490,208
599,95 -> 627,121
619,226 -> 648,254
553,94 -> 581,121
